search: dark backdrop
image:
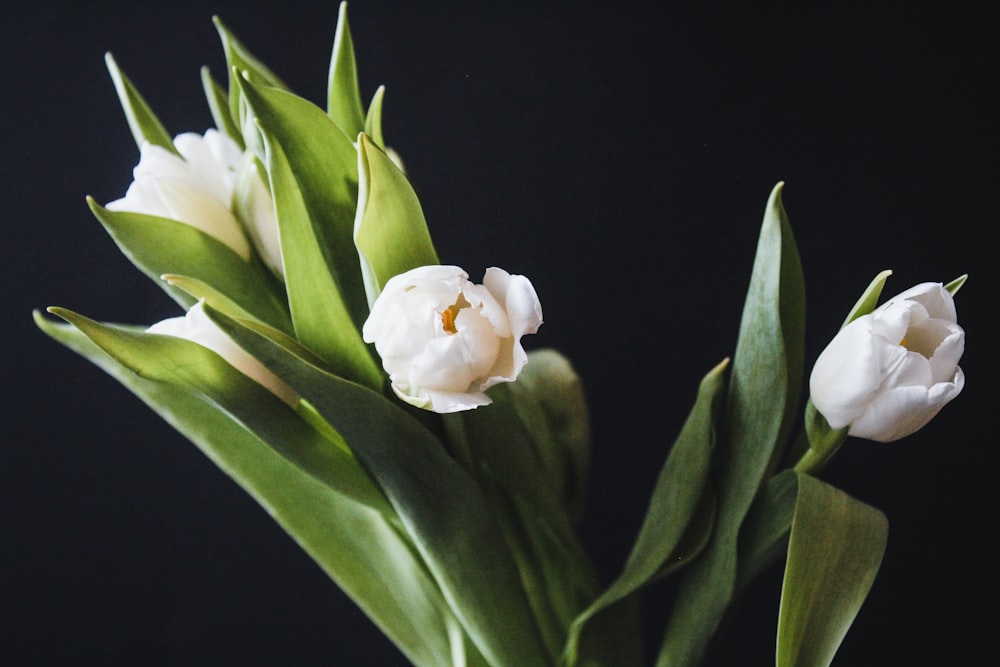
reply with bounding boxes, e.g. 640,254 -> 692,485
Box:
3,2 -> 995,665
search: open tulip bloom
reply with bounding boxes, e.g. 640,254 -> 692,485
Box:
35,4 -> 967,666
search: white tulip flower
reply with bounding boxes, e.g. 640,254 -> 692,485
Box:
809,282 -> 965,442
362,265 -> 544,413
107,130 -> 282,274
147,302 -> 299,407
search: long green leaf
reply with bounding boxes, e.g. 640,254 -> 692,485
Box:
658,182 -> 806,666
208,307 -> 553,667
258,126 -> 382,390
777,474 -> 888,667
355,133 -> 440,306
444,384 -> 603,661
45,307 -> 389,515
87,199 -> 292,334
104,52 -> 176,155
34,310 -> 462,667
200,65 -> 244,149
238,77 -> 371,329
213,15 -> 290,150
505,348 -> 592,523
565,358 -> 728,667
327,0 -> 366,137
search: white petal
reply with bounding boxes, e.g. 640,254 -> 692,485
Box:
484,267 -> 543,337
850,373 -> 963,442
928,327 -> 965,384
809,315 -> 883,428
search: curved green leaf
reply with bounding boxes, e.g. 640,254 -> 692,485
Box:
87,199 -> 292,334
213,15 -> 290,150
355,133 -> 440,306
327,0 -> 366,137
208,307 -> 552,667
777,474 -> 888,667
365,84 -> 387,148
566,358 -> 728,667
200,65 -> 244,149
443,383 -> 602,660
505,348 -> 592,523
104,52 -> 176,155
257,126 -> 382,389
34,309 -> 466,667
238,77 -> 371,329
45,307 -> 388,515
658,182 -> 806,666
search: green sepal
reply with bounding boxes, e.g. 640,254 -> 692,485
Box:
365,84 -> 387,148
840,269 -> 892,327
104,52 -> 177,155
86,198 -> 292,333
33,310 -> 467,667
565,358 -> 728,667
944,273 -> 968,296
355,133 -> 440,306
206,306 -> 553,667
327,1 -> 367,138
658,182 -> 806,666
792,400 -> 849,476
200,65 -> 244,149
777,473 -> 888,667
255,116 -> 382,390
238,75 -> 371,330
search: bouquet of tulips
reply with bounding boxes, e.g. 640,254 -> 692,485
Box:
35,4 -> 966,666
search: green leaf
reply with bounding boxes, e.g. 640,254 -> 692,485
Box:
212,15 -> 290,150
34,310 -> 467,667
444,383 -> 603,660
734,470 -> 799,590
200,65 -> 244,149
777,474 -> 888,667
365,84 -> 387,148
355,133 -> 440,306
45,307 -> 388,514
327,0 -> 366,138
565,358 -> 728,667
208,307 -> 553,667
256,119 -> 382,390
505,348 -> 592,523
86,199 -> 293,333
238,76 -> 371,329
104,52 -> 176,155
658,182 -> 806,666
841,269 -> 892,327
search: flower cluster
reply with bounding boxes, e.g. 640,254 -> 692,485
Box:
35,4 -> 967,667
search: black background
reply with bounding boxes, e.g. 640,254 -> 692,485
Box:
3,2 -> 996,665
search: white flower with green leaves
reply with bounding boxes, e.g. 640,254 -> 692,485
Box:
809,281 -> 965,442
362,265 -> 543,413
107,129 -> 282,275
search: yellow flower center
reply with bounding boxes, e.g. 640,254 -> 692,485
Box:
440,295 -> 471,335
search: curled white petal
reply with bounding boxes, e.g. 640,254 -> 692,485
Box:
809,282 -> 964,442
362,264 -> 543,413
